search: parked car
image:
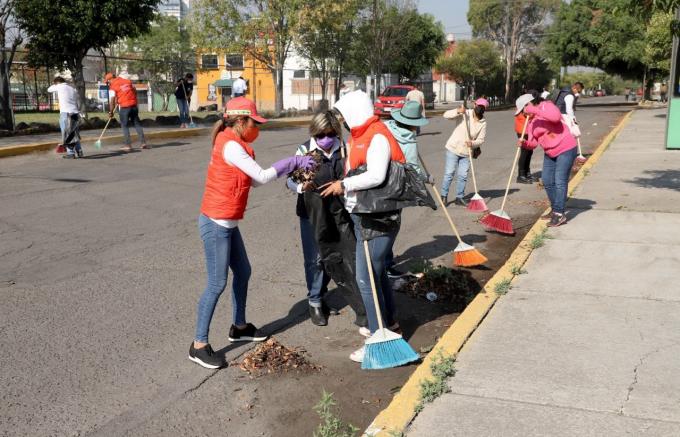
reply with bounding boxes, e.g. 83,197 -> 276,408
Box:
374,85 -> 414,116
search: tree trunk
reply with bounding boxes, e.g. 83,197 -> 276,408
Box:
0,57 -> 15,131
72,56 -> 87,116
504,56 -> 514,102
274,66 -> 284,115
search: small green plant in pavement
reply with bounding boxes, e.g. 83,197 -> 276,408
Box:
313,390 -> 359,437
510,264 -> 527,275
530,228 -> 553,249
494,278 -> 512,295
415,350 -> 457,414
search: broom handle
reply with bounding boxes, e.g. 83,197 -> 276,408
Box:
500,117 -> 530,211
181,81 -> 194,124
577,137 -> 583,155
363,240 -> 385,331
463,111 -> 480,194
417,153 -> 464,244
97,106 -> 117,142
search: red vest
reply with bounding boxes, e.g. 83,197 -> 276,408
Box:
348,116 -> 406,170
200,129 -> 255,220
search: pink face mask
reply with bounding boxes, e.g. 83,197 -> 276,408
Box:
315,135 -> 335,150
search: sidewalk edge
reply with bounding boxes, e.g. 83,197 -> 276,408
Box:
362,109 -> 634,437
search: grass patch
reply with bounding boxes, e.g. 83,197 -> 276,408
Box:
493,278 -> 512,295
510,264 -> 527,275
529,228 -> 553,249
15,111 -> 206,126
313,390 -> 359,437
414,350 -> 457,414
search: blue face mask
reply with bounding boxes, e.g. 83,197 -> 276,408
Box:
315,135 -> 336,150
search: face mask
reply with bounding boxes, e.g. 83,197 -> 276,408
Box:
315,135 -> 335,150
241,124 -> 259,143
187,80 -> 193,84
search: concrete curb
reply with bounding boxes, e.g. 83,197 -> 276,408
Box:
362,109 -> 635,437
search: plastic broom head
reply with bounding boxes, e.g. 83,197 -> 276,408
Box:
467,193 -> 488,212
189,121 -> 197,128
93,140 -> 102,150
576,155 -> 587,164
362,328 -> 420,370
480,209 -> 514,235
453,241 -> 487,267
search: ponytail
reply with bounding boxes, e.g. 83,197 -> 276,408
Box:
211,119 -> 226,147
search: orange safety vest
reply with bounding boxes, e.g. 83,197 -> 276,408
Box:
348,116 -> 406,170
200,129 -> 255,220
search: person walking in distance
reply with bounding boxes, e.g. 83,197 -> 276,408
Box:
439,99 -> 488,207
105,73 -> 149,152
175,73 -> 194,128
405,83 -> 426,135
232,77 -> 248,98
189,96 -> 315,369
48,77 -> 83,158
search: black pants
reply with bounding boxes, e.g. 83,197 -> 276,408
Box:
517,133 -> 533,177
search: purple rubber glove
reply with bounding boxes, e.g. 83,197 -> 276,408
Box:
272,155 -> 315,177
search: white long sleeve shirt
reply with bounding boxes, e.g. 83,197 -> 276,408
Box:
564,94 -> 575,119
47,83 -> 79,114
342,134 -> 390,212
209,140 -> 277,228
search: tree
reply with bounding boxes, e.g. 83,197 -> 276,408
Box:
127,15 -> 194,111
468,0 -> 560,101
513,53 -> 556,92
0,0 -> 23,131
387,11 -> 446,82
14,0 -> 159,115
295,0 -> 361,108
644,11 -> 674,79
191,0 -> 301,115
435,39 -> 504,99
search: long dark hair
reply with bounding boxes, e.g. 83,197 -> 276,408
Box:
474,105 -> 485,119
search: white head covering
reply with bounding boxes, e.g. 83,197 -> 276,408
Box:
515,94 -> 534,116
333,90 -> 374,129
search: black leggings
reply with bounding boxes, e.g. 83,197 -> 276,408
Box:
517,133 -> 533,177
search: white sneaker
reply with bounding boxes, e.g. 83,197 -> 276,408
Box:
349,346 -> 365,363
359,327 -> 371,338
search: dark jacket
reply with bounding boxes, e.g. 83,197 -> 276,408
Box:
553,87 -> 574,115
293,141 -> 345,218
175,79 -> 193,100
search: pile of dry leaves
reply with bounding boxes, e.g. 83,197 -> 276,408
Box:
399,262 -> 479,312
237,338 -> 321,377
288,152 -> 323,184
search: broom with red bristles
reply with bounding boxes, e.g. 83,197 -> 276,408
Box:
480,116 -> 530,235
418,153 -> 487,267
463,111 -> 488,212
576,137 -> 587,164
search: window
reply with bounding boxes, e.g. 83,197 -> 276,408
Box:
382,86 -> 410,97
226,54 -> 244,69
201,54 -> 218,69
293,70 -> 306,79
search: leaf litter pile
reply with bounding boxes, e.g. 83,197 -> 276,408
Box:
237,338 -> 321,377
398,260 -> 479,312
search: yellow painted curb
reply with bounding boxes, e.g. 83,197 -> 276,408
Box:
363,109 -> 635,437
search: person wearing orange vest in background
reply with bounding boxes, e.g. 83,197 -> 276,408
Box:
105,73 -> 149,152
320,90 -> 407,363
189,96 -> 315,369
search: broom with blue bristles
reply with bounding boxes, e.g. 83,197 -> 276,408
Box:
361,241 -> 420,370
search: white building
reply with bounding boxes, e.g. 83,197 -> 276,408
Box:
158,0 -> 191,19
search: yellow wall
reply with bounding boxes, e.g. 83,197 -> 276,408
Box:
195,52 -> 276,113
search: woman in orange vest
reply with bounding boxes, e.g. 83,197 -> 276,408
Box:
321,91 -> 407,363
189,97 -> 314,369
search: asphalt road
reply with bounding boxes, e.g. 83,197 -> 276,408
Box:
0,97 -> 630,436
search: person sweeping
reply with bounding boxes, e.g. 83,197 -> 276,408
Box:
514,92 -> 541,184
521,99 -> 578,228
189,96 -> 315,369
320,91 -> 419,368
440,99 -> 488,207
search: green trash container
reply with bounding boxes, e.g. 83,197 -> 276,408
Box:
666,9 -> 680,149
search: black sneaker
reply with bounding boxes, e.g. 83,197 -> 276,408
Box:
453,197 -> 468,207
228,323 -> 268,342
387,266 -> 409,278
440,195 -> 448,206
76,149 -> 84,158
547,212 -> 567,227
309,305 -> 327,326
188,343 -> 226,369
516,175 -> 532,184
62,154 -> 76,159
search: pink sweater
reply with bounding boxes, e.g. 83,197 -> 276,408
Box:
523,101 -> 577,158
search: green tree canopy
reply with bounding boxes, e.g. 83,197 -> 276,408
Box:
387,11 -> 446,81
435,39 -> 504,98
14,0 -> 160,114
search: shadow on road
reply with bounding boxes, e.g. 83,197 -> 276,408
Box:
566,198 -> 597,219
477,188 -> 520,201
625,169 -> 680,192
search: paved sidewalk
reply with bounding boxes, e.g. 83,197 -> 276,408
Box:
408,108 -> 680,436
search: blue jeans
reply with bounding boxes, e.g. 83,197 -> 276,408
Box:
195,214 -> 252,343
299,217 -> 331,307
542,147 -> 577,214
119,106 -> 146,146
59,112 -> 81,155
351,214 -> 397,334
440,150 -> 470,199
177,99 -> 189,124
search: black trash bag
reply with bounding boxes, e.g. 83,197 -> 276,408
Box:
354,210 -> 401,242
346,161 -> 437,214
303,190 -> 367,324
62,113 -> 81,147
